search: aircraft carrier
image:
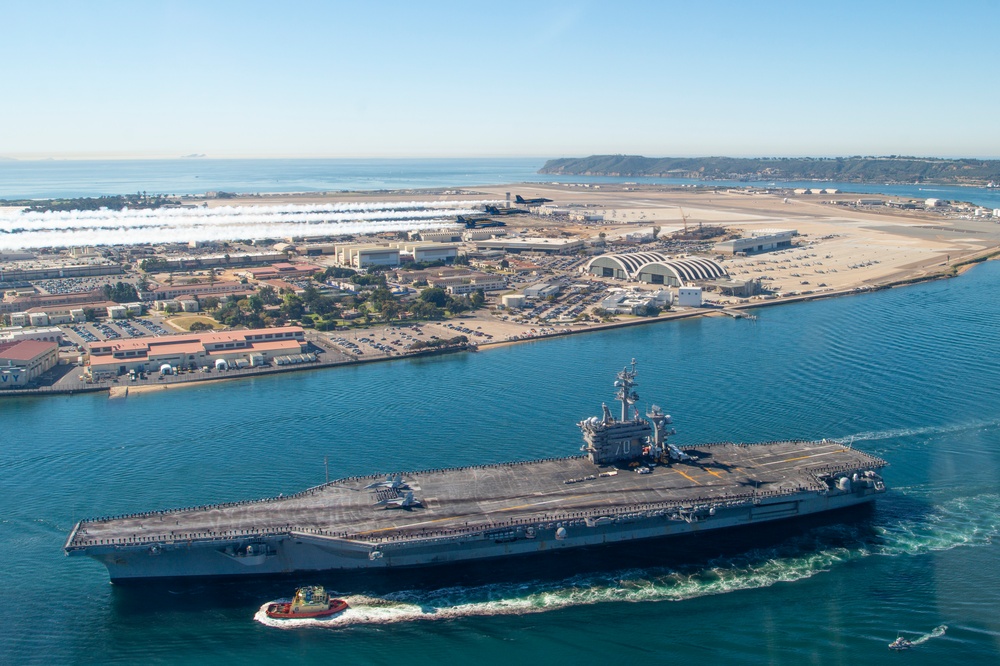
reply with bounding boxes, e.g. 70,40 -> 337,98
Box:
65,361 -> 887,583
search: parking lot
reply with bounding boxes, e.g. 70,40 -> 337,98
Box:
62,317 -> 170,348
325,324 -> 437,357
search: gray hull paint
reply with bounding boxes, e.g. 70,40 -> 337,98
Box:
84,488 -> 879,583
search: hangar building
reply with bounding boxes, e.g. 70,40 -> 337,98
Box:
584,252 -> 729,286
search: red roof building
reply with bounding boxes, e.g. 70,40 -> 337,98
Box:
0,339 -> 59,387
248,263 -> 322,281
87,326 -> 308,378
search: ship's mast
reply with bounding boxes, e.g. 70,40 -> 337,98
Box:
615,359 -> 640,422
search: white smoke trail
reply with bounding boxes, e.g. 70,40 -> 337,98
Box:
0,200 -> 499,250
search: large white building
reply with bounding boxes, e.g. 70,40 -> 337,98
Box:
462,227 -> 507,241
415,231 -> 463,243
336,245 -> 401,268
501,293 -> 526,308
428,272 -> 506,295
396,242 -> 459,264
713,229 -> 796,255
584,252 -> 729,286
677,287 -> 703,307
0,326 -> 65,343
474,237 -> 584,255
18,308 -> 86,325
524,283 -> 561,299
600,289 -> 672,315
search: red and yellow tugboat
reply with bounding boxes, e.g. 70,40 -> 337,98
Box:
265,586 -> 348,619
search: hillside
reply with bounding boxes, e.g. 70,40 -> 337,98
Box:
539,155 -> 1000,186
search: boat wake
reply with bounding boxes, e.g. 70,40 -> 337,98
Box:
910,624 -> 948,645
253,495 -> 997,629
835,419 -> 1000,445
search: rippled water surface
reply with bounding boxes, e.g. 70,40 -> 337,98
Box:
3,262 -> 1000,664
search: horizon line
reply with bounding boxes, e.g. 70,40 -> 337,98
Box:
4,152 -> 1000,162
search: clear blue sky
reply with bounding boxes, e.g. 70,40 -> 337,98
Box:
3,0 -> 997,159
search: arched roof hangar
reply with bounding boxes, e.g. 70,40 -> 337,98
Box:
585,253 -> 728,286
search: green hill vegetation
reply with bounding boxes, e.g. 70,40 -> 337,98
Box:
1,192 -> 173,213
539,155 -> 1000,186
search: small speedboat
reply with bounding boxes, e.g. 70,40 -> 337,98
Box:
888,636 -> 912,651
265,585 -> 348,619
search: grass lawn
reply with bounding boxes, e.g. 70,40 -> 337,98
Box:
167,315 -> 225,331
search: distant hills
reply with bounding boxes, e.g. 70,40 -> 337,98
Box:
539,155 -> 1000,186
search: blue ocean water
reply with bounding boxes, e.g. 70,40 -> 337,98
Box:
0,158 -> 546,199
1,157 -> 999,209
3,260 -> 1000,664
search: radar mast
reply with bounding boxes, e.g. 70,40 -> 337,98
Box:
615,359 -> 640,422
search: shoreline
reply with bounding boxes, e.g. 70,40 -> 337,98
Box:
5,177 -> 999,400
6,252 -> 997,400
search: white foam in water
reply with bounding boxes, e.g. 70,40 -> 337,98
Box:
254,494 -> 998,629
910,625 -> 948,645
0,200 -> 499,250
837,420 -> 1000,445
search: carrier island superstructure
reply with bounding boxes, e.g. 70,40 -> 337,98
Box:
65,361 -> 887,583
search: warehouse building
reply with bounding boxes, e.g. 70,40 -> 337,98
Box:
428,272 -> 507,295
462,227 -> 507,241
334,244 -> 402,268
524,283 -> 562,299
0,339 -> 59,389
395,242 -> 459,264
677,287 -> 703,307
474,237 -> 584,255
713,229 -> 796,255
413,230 -> 463,243
501,294 -> 526,308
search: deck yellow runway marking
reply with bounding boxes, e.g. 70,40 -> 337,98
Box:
357,514 -> 462,535
782,448 -> 850,463
672,467 -> 702,486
